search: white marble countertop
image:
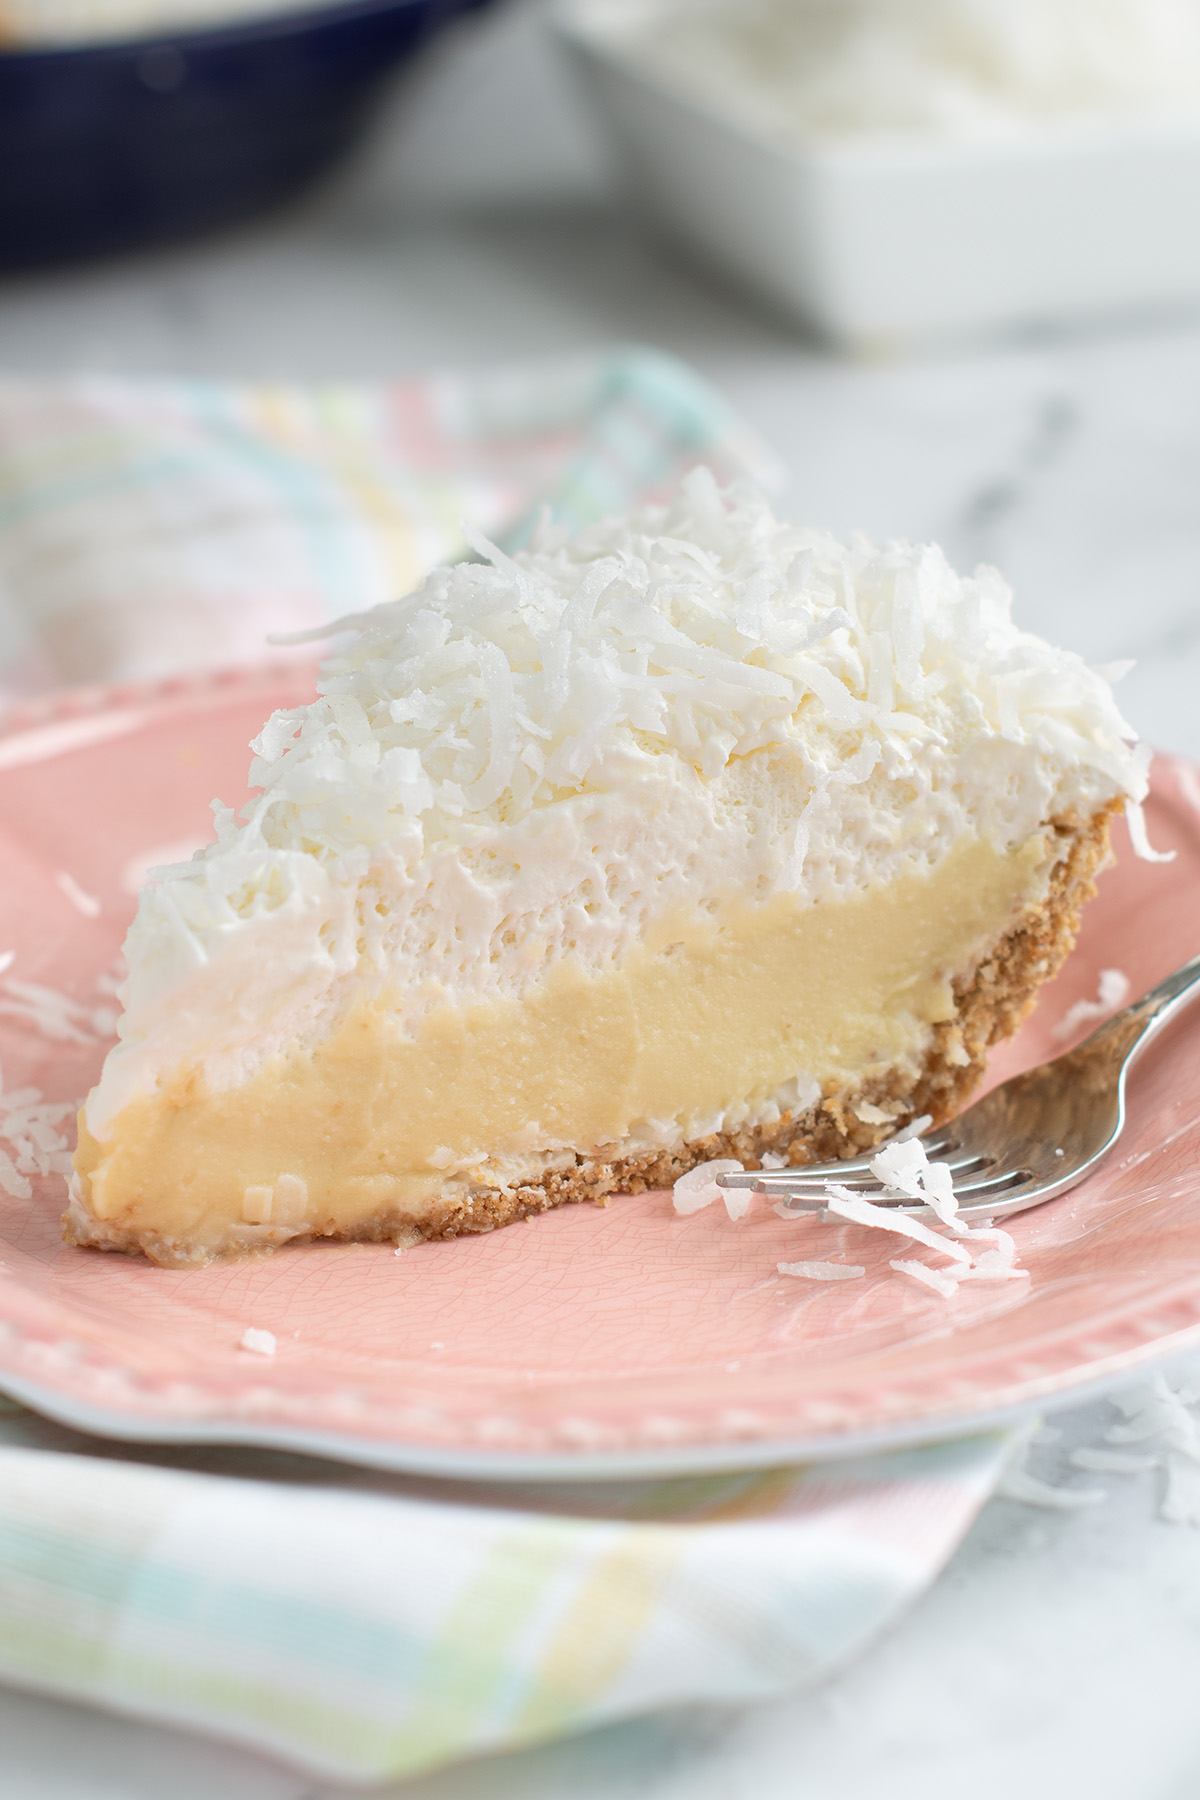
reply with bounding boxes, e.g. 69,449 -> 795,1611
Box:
4,3 -> 1200,1794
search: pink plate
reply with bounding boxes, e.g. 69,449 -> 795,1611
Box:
2,668 -> 1200,1479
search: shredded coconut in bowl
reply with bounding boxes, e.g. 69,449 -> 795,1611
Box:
631,0 -> 1200,142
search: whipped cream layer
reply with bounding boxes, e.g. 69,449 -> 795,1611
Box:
86,470 -> 1142,1143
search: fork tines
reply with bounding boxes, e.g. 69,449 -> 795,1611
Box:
714,1134 -> 1030,1208
716,1127 -> 957,1190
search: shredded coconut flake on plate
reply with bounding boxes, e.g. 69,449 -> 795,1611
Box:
0,1063 -> 77,1199
0,974 -> 99,1046
1053,967 -> 1131,1040
824,1187 -> 972,1263
672,1159 -> 745,1218
888,1257 -> 960,1297
777,1260 -> 866,1281
824,1135 -> 1029,1296
54,871 -> 101,920
682,1134 -> 1027,1297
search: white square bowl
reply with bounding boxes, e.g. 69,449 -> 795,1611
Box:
556,0 -> 1200,354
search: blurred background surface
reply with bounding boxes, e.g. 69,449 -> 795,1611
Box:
4,3 -> 1200,1797
2,0 -> 1199,755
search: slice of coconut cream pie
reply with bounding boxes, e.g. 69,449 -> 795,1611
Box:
68,472 -> 1143,1265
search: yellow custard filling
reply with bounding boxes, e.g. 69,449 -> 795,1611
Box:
73,830 -> 1052,1257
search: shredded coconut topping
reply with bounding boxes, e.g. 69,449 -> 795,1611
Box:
217,469 -> 1138,865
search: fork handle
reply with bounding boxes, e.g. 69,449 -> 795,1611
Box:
1082,950 -> 1200,1068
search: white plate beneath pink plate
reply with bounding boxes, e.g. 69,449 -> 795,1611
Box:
1,667 -> 1199,1480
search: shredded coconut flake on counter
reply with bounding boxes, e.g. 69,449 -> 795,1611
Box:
1069,1446 -> 1160,1475
1053,967 -> 1131,1040
1000,1369 -> 1200,1525
1106,1373 -> 1200,1525
998,1465 -> 1107,1509
239,1328 -> 277,1357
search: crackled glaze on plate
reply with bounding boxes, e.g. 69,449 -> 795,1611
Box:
2,668 -> 1199,1479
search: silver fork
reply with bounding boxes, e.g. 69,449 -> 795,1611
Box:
718,953 -> 1200,1226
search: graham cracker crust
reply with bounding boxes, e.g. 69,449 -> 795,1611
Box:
402,804 -> 1118,1243
65,807 -> 1116,1265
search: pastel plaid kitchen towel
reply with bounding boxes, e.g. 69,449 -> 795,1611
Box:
0,344 -> 778,702
0,1399 -> 1017,1785
0,348 -> 1021,1783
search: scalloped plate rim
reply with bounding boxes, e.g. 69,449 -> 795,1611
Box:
3,1323 -> 1198,1480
